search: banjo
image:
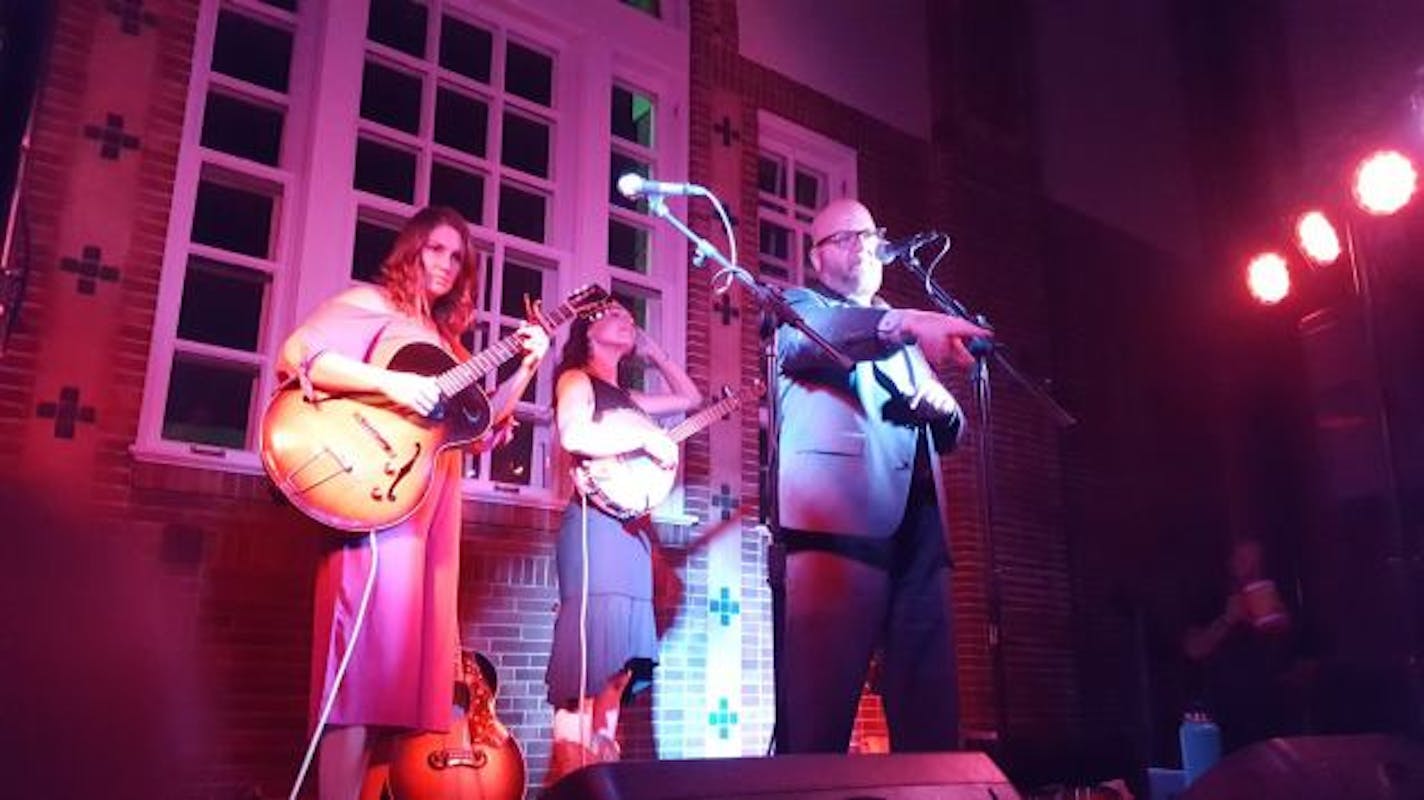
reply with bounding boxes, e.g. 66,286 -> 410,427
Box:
573,381 -> 764,520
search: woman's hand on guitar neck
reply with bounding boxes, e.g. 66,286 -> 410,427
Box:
381,371 -> 443,417
641,428 -> 678,468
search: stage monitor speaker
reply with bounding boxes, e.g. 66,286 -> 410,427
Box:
544,752 -> 1021,800
1181,734 -> 1424,800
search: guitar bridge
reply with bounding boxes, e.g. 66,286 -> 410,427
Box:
284,446 -> 354,494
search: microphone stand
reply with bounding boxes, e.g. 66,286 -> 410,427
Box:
896,248 -> 1076,741
645,195 -> 853,755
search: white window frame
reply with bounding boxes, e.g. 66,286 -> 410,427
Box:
135,0 -> 690,513
755,112 -> 857,288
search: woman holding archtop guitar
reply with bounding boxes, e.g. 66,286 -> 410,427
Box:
272,206 -> 548,800
543,300 -> 702,786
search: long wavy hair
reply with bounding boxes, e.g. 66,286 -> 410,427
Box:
376,206 -> 479,349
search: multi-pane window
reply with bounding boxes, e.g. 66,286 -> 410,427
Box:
157,1 -> 298,453
142,0 -> 689,506
756,114 -> 856,288
354,0 -> 563,489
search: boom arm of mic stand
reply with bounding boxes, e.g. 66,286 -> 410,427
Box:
900,256 -> 1077,428
646,197 -> 855,371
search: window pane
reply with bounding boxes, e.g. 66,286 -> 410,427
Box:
192,179 -> 274,258
501,114 -> 550,178
794,167 -> 824,210
489,417 -> 534,484
609,152 -> 649,211
201,92 -> 283,166
505,42 -> 552,106
759,219 -> 790,261
162,357 -> 256,449
760,259 -> 790,281
439,15 -> 492,84
758,154 -> 786,197
429,161 -> 485,224
608,219 -> 650,273
177,256 -> 267,351
610,286 -> 649,390
497,183 -> 546,242
353,217 -> 399,283
361,60 -> 423,134
499,261 -> 543,319
213,10 -> 292,92
258,0 -> 297,11
611,86 -> 654,147
434,87 -> 488,157
367,0 -> 427,58
354,137 -> 416,203
620,0 -> 661,18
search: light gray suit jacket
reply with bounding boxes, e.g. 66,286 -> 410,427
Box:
775,286 -> 963,538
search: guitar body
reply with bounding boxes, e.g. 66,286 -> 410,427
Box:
260,342 -> 491,533
388,652 -> 526,800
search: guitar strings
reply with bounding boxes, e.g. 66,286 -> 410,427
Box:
287,531 -> 380,800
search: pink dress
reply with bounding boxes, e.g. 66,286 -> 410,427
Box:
278,293 -> 462,733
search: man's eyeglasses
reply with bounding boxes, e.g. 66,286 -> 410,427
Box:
813,227 -> 885,250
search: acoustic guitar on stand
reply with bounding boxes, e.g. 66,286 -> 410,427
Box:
261,285 -> 610,532
574,380 -> 765,520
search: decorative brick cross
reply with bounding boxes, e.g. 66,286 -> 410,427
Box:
707,697 -> 740,740
715,293 -> 740,326
60,245 -> 120,296
36,386 -> 97,439
107,0 -> 159,35
84,113 -> 141,160
708,586 -> 741,626
711,483 -> 737,521
713,115 -> 741,148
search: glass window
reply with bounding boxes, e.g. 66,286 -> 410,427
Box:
361,60 -> 423,134
212,10 -> 292,92
429,161 -> 485,224
177,256 -> 268,351
201,92 -> 283,166
501,114 -> 551,177
352,217 -> 400,283
367,0 -> 428,58
161,357 -> 257,449
497,183 -> 546,242
612,85 -> 654,147
354,137 -> 417,202
192,179 -> 274,258
505,42 -> 553,106
434,86 -> 489,157
439,15 -> 492,84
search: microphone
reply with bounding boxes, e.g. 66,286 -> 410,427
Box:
616,173 -> 706,200
875,231 -> 942,264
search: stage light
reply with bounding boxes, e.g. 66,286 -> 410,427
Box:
1246,252 -> 1290,305
1295,210 -> 1341,266
1353,150 -> 1417,215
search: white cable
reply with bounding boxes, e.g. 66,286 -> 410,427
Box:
287,530 -> 380,800
578,491 -> 592,768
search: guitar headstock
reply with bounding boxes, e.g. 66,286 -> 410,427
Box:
524,284 -> 614,331
568,284 -> 615,321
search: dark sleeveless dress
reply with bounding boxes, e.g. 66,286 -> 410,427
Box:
544,375 -> 658,707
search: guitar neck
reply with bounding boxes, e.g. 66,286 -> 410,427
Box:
433,301 -> 579,397
667,393 -> 744,444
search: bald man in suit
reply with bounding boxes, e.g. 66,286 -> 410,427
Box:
775,198 -> 989,754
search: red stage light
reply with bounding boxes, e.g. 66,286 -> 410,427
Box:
1246,252 -> 1290,305
1353,150 -> 1417,215
1295,210 -> 1341,266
